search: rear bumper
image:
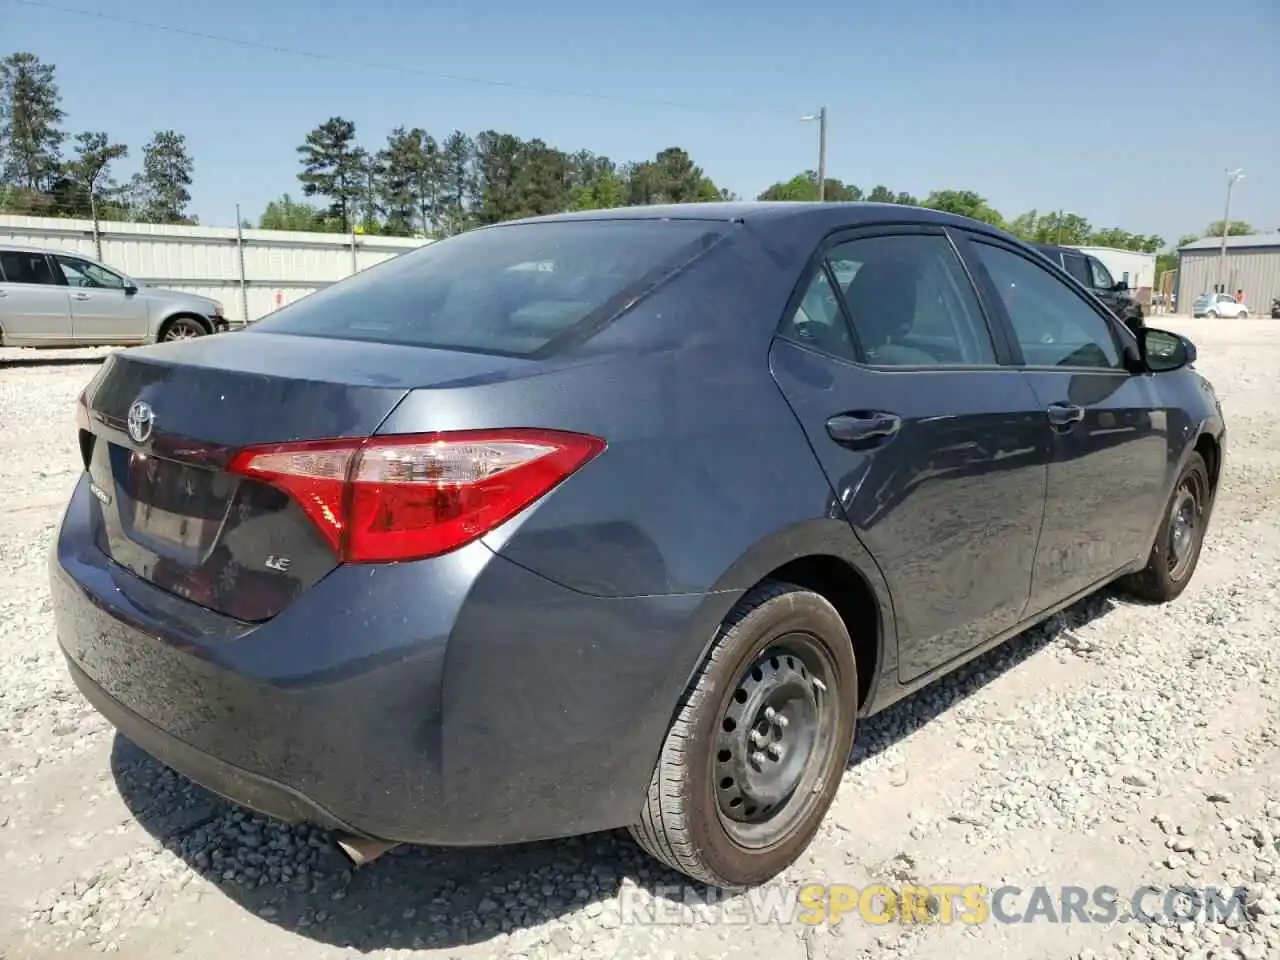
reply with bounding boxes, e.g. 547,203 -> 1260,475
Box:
51,475 -> 720,846
64,654 -> 367,834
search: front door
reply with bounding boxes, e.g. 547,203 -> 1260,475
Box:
957,234 -> 1167,612
0,250 -> 72,345
769,226 -> 1051,683
52,254 -> 148,344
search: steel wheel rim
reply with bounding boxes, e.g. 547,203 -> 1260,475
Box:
165,320 -> 204,341
1167,476 -> 1203,580
713,633 -> 839,849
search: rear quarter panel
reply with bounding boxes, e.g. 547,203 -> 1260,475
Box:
377,228 -> 861,601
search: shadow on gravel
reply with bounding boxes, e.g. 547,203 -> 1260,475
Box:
109,588 -> 1120,951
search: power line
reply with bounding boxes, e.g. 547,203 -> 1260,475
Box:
5,0 -> 794,117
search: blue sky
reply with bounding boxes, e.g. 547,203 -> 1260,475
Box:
4,0 -> 1277,246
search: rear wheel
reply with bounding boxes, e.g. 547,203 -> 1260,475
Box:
1120,452 -> 1210,603
161,316 -> 209,342
1206,309 -> 1219,319
629,581 -> 857,887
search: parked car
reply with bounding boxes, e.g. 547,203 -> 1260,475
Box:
1192,292 -> 1250,319
1033,243 -> 1145,333
51,202 -> 1226,889
0,244 -> 229,347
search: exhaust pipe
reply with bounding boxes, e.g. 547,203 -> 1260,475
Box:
334,833 -> 400,866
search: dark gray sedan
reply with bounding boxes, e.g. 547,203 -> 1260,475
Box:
50,202 -> 1226,888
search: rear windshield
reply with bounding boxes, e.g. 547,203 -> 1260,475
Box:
251,218 -> 731,357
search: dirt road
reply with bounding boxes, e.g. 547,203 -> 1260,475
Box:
2,317 -> 1278,959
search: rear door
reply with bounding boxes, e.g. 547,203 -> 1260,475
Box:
954,232 -> 1166,612
52,253 -> 148,343
769,225 -> 1051,683
0,250 -> 72,345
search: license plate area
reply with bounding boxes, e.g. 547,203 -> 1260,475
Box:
94,443 -> 235,559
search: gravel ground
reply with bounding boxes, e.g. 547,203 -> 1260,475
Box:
1,317 -> 1279,960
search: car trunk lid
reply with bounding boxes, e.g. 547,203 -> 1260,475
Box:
78,333 -> 531,621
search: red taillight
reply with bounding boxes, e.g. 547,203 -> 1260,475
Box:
227,429 -> 606,563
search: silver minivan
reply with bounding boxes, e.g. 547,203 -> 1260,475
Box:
0,244 -> 229,347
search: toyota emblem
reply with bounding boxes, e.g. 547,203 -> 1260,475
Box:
127,400 -> 155,444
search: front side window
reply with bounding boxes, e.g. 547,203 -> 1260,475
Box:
971,242 -> 1122,370
1088,257 -> 1115,290
0,250 -> 59,286
54,255 -> 127,289
253,218 -> 731,357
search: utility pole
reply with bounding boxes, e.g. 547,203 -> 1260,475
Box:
800,107 -> 827,201
1220,168 -> 1244,292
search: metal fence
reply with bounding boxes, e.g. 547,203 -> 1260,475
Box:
0,214 -> 431,327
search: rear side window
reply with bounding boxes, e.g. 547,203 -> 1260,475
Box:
0,251 -> 59,286
252,219 -> 731,357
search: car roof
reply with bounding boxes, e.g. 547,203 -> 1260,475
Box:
1033,243 -> 1085,256
493,201 -> 1016,239
0,242 -> 63,256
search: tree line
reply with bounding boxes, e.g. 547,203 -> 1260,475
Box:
268,115 -> 733,236
1,50 -> 1258,271
0,53 -> 195,224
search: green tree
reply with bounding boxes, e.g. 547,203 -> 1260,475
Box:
622,148 -> 725,206
921,189 -> 1004,228
439,130 -> 475,235
131,130 -> 195,223
513,138 -> 571,217
353,147 -> 382,234
0,52 -> 66,209
1023,211 -> 1092,246
651,147 -> 710,203
297,116 -> 364,232
757,171 -> 862,202
472,130 -> 523,224
258,193 -> 327,231
378,127 -> 439,236
568,166 -> 624,211
1086,227 -> 1164,254
1203,220 -> 1253,238
61,130 -> 128,220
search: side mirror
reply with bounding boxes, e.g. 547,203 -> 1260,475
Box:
1141,327 -> 1194,373
1112,280 -> 1129,292
124,282 -> 138,295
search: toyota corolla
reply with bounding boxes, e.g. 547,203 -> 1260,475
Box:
50,202 -> 1225,887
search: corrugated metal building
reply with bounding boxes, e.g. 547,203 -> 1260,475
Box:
1177,233 -> 1280,314
0,215 -> 430,326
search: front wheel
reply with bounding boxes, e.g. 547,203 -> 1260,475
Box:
1120,452 -> 1210,603
629,581 -> 857,887
161,317 -> 209,342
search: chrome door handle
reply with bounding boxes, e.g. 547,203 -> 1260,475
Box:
71,292 -> 91,300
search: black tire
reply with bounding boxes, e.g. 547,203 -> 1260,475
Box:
1120,452 -> 1211,603
160,315 -> 210,342
629,580 -> 857,887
